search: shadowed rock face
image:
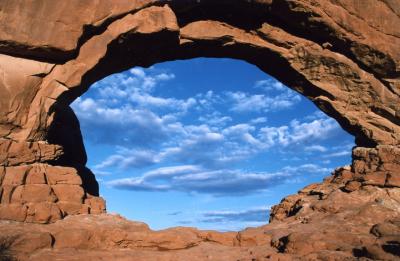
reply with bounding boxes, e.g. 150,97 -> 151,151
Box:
0,0 -> 399,147
0,0 -> 399,260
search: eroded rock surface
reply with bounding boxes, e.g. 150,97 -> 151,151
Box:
0,0 -> 399,260
0,0 -> 399,147
1,167 -> 399,260
0,164 -> 105,223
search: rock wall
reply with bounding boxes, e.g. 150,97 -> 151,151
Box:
0,0 -> 399,223
0,164 -> 105,223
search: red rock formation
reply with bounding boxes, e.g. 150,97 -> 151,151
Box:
0,164 -> 105,223
1,165 -> 399,260
0,0 -> 399,260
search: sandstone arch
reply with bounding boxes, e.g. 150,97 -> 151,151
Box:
0,0 -> 399,224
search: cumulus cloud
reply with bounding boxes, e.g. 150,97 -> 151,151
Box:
94,68 -> 192,113
198,111 -> 232,127
74,67 -> 338,159
226,90 -> 301,113
96,120 -> 262,170
73,67 -> 349,200
72,98 -> 176,147
258,117 -> 339,148
225,77 -> 301,113
129,92 -> 196,111
195,90 -> 223,111
72,67 -> 193,147
254,78 -> 286,91
107,163 -> 330,196
95,111 -> 341,170
70,62 -> 356,231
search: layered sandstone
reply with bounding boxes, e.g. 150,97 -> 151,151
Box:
0,164 -> 105,223
0,0 -> 399,260
1,166 -> 399,260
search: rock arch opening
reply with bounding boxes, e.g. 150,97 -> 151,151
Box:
68,57 -> 355,230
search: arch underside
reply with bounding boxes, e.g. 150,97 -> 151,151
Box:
0,0 -> 399,225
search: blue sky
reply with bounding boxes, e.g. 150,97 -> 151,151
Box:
71,58 -> 354,231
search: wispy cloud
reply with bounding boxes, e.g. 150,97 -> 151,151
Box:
200,206 -> 270,223
226,90 -> 301,113
172,206 -> 271,230
94,149 -> 161,169
304,145 -> 328,152
198,111 -> 232,127
168,211 -> 182,216
107,163 -> 330,196
323,150 -> 351,158
249,117 -> 268,124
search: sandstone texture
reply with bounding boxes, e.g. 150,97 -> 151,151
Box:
1,167 -> 400,260
0,0 -> 399,260
0,164 -> 105,223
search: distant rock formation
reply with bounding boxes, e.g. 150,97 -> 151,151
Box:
0,0 -> 399,260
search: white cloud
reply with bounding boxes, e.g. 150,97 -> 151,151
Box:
304,110 -> 326,121
73,69 -> 348,177
92,170 -> 112,176
289,118 -> 338,144
129,68 -> 146,78
72,98 -> 181,147
323,150 -> 351,158
249,117 -> 267,124
94,149 -> 161,169
71,67 -> 195,147
227,92 -> 267,113
92,67 -> 181,111
93,110 -> 342,171
258,117 -> 339,148
155,72 -> 175,81
143,165 -> 202,179
195,90 -> 223,112
258,125 -> 290,147
304,145 -> 328,152
222,77 -> 303,113
129,92 -> 196,112
226,89 -> 301,113
254,79 -> 286,91
107,163 -> 331,196
127,67 -> 175,91
198,111 -> 232,127
199,206 -> 271,223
